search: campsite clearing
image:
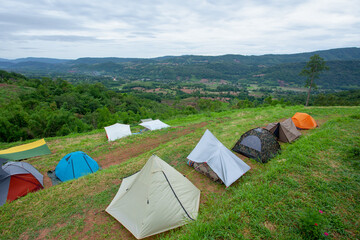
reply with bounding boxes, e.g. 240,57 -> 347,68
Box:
0,105 -> 359,240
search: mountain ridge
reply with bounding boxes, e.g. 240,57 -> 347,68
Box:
1,47 -> 359,65
1,47 -> 359,91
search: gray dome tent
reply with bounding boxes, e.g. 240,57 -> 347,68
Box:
232,128 -> 280,163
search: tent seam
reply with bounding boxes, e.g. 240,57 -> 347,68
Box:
161,171 -> 194,221
83,155 -> 94,173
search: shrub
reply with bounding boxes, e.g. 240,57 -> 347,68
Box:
299,209 -> 330,239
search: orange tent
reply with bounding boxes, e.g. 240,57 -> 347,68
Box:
291,112 -> 317,129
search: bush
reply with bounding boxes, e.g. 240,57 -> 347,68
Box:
299,209 -> 330,239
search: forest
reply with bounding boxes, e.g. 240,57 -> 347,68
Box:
1,69 -> 359,143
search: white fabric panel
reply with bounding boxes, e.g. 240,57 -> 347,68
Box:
106,155 -> 200,239
139,120 -> 170,131
104,123 -> 132,141
187,129 -> 251,187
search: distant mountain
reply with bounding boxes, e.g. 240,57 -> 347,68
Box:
0,47 -> 359,90
4,57 -> 71,64
1,47 -> 359,66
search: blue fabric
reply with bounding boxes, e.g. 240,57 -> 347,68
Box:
55,151 -> 99,182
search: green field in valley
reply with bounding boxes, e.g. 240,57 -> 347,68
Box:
0,105 -> 359,239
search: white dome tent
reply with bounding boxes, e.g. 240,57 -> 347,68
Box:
104,123 -> 132,142
139,119 -> 170,131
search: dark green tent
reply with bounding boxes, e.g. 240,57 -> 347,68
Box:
232,128 -> 280,163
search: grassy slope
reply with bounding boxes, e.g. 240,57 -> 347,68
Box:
0,105 -> 359,240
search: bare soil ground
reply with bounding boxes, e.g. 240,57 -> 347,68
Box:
96,122 -> 207,169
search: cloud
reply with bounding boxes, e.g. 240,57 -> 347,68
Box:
0,0 -> 359,58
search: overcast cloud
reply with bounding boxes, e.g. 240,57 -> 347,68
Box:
1,0 -> 359,59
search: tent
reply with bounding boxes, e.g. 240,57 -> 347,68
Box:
106,155 -> 200,239
104,123 -> 132,141
0,159 -> 44,206
187,160 -> 223,184
187,129 -> 250,187
232,128 -> 280,163
292,112 -> 317,129
265,118 -> 301,143
55,151 -> 99,182
139,119 -> 170,131
0,139 -> 51,161
140,118 -> 153,123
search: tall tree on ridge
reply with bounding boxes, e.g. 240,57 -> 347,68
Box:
300,54 -> 329,106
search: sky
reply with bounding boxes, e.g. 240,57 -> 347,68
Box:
1,0 -> 359,59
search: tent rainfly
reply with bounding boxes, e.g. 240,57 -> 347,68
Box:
55,151 -> 100,182
291,112 -> 317,129
187,129 -> 251,187
265,118 -> 301,143
106,155 -> 200,239
104,123 -> 132,141
140,118 -> 153,123
0,159 -> 44,206
232,128 -> 280,163
0,139 -> 51,161
139,119 -> 170,131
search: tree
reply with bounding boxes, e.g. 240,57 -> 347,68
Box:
300,54 -> 329,106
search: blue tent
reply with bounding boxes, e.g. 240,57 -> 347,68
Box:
55,151 -> 99,182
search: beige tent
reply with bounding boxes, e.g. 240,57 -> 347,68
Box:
106,155 -> 200,239
265,118 -> 301,143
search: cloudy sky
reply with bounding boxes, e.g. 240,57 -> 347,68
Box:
1,0 -> 359,59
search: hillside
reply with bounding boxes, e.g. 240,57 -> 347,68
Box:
1,106 -> 359,239
1,47 -> 360,91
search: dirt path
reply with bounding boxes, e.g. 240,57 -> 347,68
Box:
95,122 -> 207,169
42,122 -> 208,188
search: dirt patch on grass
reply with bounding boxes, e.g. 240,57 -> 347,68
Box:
96,122 -> 207,169
36,228 -> 51,240
264,221 -> 276,232
72,209 -> 159,240
43,175 -> 53,188
19,232 -> 29,240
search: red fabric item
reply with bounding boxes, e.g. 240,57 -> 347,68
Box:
7,174 -> 43,202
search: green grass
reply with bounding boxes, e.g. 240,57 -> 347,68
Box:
1,105 -> 359,239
